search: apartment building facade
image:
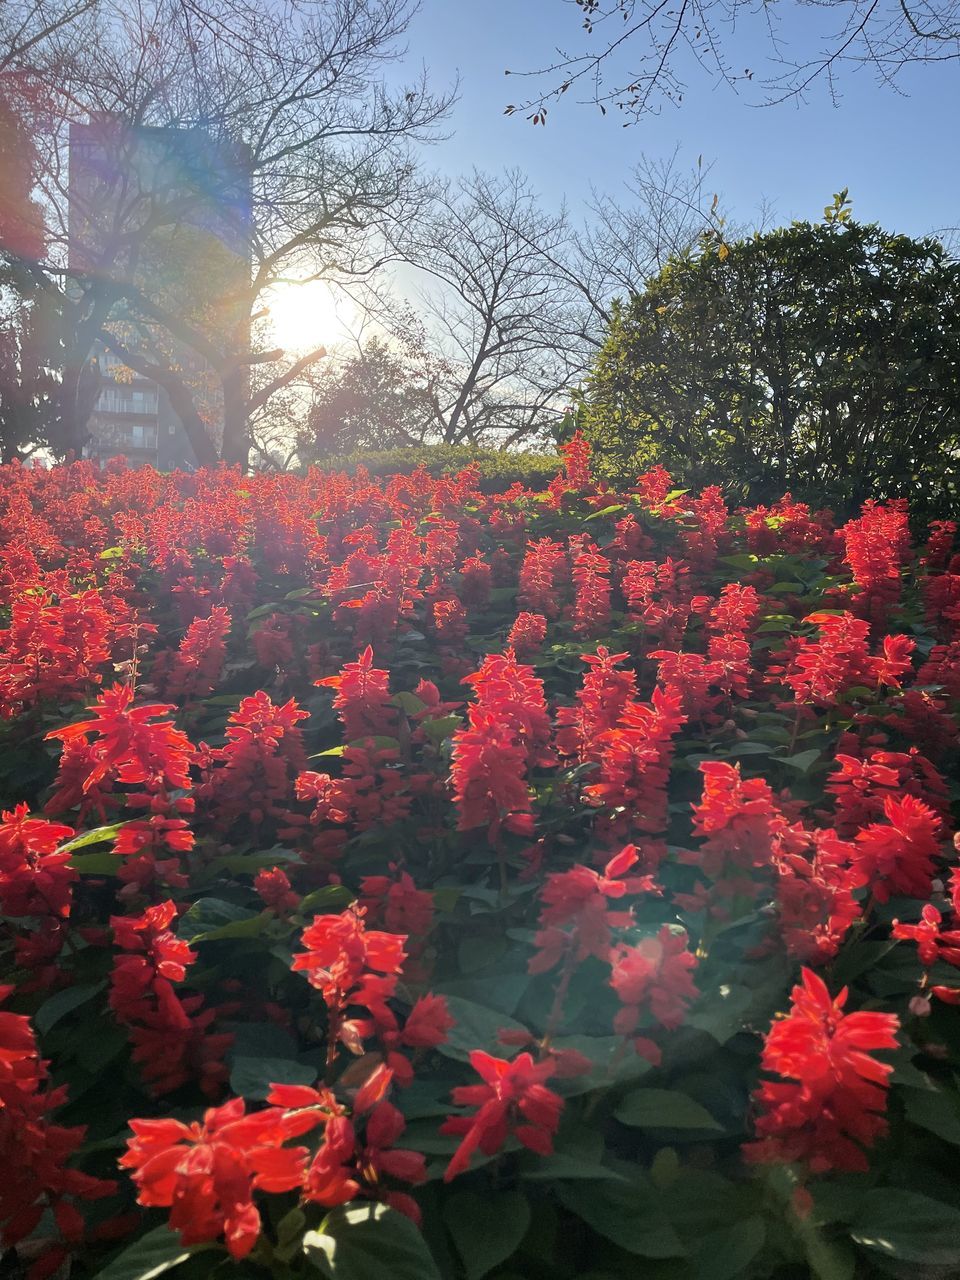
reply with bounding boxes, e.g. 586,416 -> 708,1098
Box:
68,116 -> 251,469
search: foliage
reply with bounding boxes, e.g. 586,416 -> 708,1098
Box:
312,444 -> 562,492
0,440 -> 960,1279
298,339 -> 437,459
582,216 -> 960,517
0,0 -> 452,466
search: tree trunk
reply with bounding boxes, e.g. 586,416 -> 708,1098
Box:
220,366 -> 249,469
98,334 -> 219,468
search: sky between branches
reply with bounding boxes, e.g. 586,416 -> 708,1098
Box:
402,0 -> 959,239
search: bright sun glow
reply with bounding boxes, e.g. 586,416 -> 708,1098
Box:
263,280 -> 354,355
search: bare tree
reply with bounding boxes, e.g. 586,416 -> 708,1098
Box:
531,152 -> 725,357
0,0 -> 453,467
504,0 -> 960,125
0,0 -> 98,76
376,168 -> 586,447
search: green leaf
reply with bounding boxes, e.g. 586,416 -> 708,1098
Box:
298,883 -> 356,916
547,1034 -> 653,1094
801,1231 -> 855,1280
850,1190 -> 960,1265
555,1179 -> 685,1258
62,823 -> 126,853
35,981 -> 106,1034
247,602 -> 283,620
457,934 -> 509,974
69,851 -> 122,875
421,715 -> 462,744
584,503 -> 626,521
304,1202 -> 441,1279
521,1154 -> 628,1182
777,748 -> 822,773
227,1021 -> 301,1061
688,1218 -> 765,1280
615,1088 -> 723,1131
443,1190 -> 530,1280
208,847 -> 302,876
903,1085 -> 960,1146
432,886 -> 462,913
436,996 -> 527,1062
178,898 -> 259,942
230,1056 -> 316,1100
392,691 -> 427,714
91,1226 -> 204,1280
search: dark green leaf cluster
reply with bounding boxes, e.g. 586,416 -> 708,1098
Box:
582,220 -> 960,517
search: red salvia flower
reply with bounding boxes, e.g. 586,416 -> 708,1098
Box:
529,845 -> 657,975
46,684 -> 195,814
161,606 -> 231,700
291,906 -> 406,1055
254,866 -> 300,915
827,748 -> 951,837
774,826 -> 862,964
688,762 -> 786,880
0,988 -> 116,1274
451,650 -> 553,840
569,540 -> 612,638
842,500 -> 911,631
583,685 -> 686,845
316,646 -> 395,743
507,611 -> 547,660
555,647 -> 637,763
853,793 -> 943,903
744,968 -> 898,1174
609,926 -> 699,1041
441,1050 -> 564,1180
198,691 -> 307,831
780,612 -> 915,707
0,804 -> 75,921
892,903 -> 960,969
518,538 -> 568,619
120,1098 -> 307,1259
558,430 -> 592,490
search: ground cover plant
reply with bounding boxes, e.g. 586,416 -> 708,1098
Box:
1,438 -> 960,1280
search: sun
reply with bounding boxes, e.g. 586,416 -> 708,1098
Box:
263,280 -> 353,354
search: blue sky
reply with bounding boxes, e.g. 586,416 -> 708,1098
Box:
404,1 -> 959,239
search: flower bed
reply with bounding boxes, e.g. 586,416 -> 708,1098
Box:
1,438 -> 959,1279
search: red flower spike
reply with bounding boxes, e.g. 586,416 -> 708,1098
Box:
120,1098 -> 307,1259
744,968 -> 899,1175
441,1051 -> 564,1181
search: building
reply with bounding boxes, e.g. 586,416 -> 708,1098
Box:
82,349 -> 194,470
68,116 -> 252,469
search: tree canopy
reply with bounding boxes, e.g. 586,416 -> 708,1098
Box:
582,209 -> 960,512
298,337 -> 436,459
0,0 -> 453,466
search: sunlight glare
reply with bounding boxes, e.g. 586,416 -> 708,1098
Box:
264,280 -> 354,354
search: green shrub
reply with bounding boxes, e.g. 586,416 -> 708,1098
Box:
582,217 -> 960,518
313,443 -> 562,492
